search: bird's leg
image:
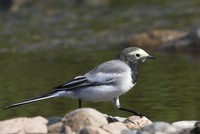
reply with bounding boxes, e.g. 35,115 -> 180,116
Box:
112,97 -> 145,118
78,99 -> 82,108
117,107 -> 145,118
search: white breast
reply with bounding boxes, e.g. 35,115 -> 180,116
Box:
118,68 -> 135,94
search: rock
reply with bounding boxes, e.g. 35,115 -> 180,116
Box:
123,115 -> 153,129
64,125 -> 75,134
80,126 -> 109,134
0,116 -> 47,133
122,30 -> 186,51
48,121 -> 64,133
179,129 -> 191,134
122,129 -> 137,134
137,122 -> 179,134
62,108 -> 108,132
172,121 -> 197,129
194,121 -> 200,127
47,116 -> 76,133
101,122 -> 128,134
160,28 -> 200,55
191,121 -> 200,134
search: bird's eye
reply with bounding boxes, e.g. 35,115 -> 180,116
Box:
136,54 -> 140,57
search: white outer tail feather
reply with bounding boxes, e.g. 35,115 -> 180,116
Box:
2,91 -> 64,110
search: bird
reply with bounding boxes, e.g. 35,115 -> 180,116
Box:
2,47 -> 156,117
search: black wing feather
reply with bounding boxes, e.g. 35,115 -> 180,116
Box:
53,76 -> 99,90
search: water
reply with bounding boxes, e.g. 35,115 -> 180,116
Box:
0,48 -> 200,123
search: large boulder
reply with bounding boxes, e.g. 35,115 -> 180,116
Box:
122,30 -> 186,51
160,28 -> 200,54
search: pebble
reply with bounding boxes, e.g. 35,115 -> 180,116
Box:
80,126 -> 109,134
101,122 -> 128,134
172,121 -> 197,129
123,115 -> 153,129
137,122 -> 179,134
191,121 -> 200,134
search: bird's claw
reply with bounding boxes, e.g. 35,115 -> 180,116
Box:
133,112 -> 146,118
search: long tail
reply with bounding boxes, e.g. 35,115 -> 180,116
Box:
2,90 -> 65,110
2,76 -> 88,110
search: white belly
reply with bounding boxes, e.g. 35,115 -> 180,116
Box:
74,82 -> 135,102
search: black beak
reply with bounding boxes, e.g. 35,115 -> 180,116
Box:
146,55 -> 157,59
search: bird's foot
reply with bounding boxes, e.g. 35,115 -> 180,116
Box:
132,112 -> 146,118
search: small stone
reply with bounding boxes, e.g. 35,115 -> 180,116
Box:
123,115 -> 153,129
101,122 -> 128,134
191,121 -> 200,134
62,108 -> 108,132
137,122 -> 179,134
122,129 -> 137,134
80,126 -> 109,134
65,125 -> 75,134
0,116 -> 47,133
48,121 -> 64,133
172,121 -> 197,129
194,121 -> 200,127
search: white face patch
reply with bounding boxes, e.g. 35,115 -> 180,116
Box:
128,48 -> 150,61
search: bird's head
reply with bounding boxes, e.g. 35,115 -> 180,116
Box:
118,47 -> 156,64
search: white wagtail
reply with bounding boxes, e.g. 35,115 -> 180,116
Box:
2,47 -> 156,116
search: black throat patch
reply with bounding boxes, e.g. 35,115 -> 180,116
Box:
130,62 -> 139,84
